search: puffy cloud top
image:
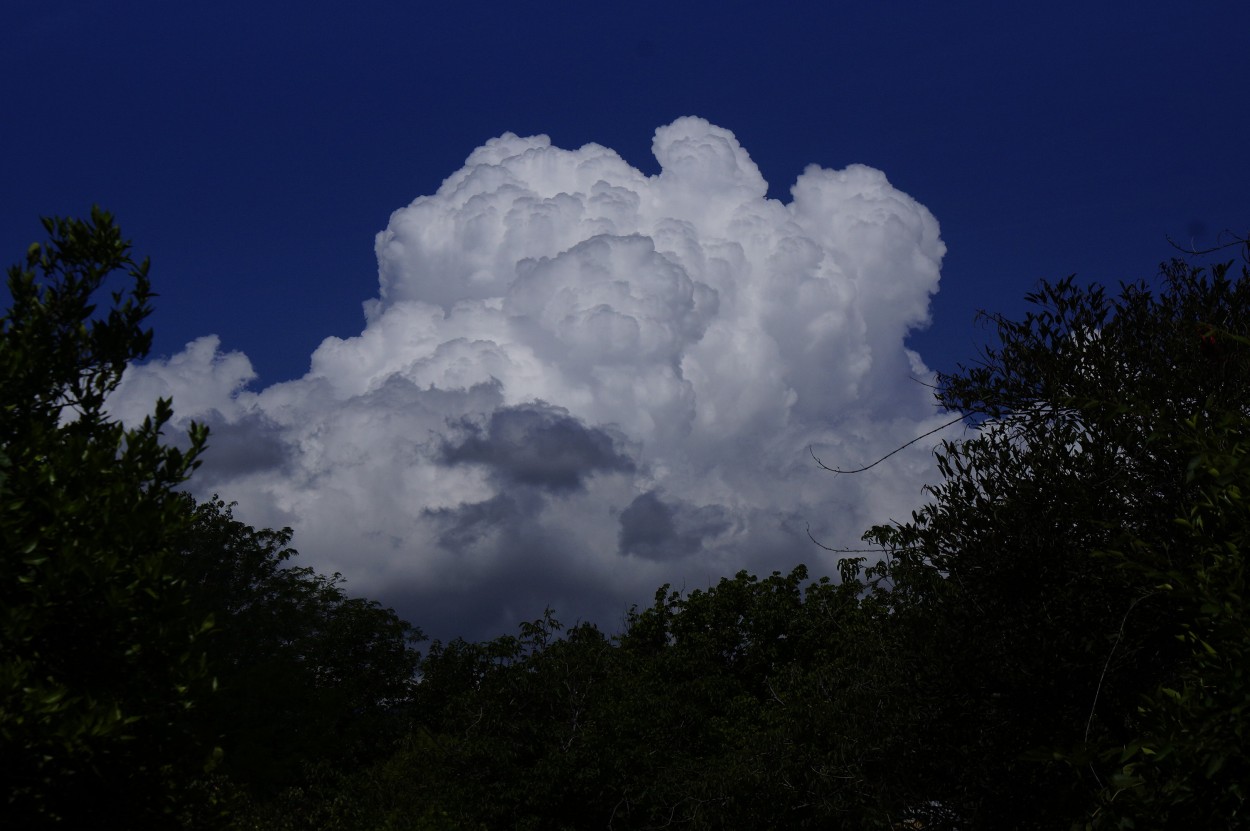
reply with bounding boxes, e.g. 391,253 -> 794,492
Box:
112,117 -> 951,642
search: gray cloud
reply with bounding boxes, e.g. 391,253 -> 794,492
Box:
440,404 -> 635,492
619,490 -> 730,561
424,493 -> 526,552
193,411 -> 291,486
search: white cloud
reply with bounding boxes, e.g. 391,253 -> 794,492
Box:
112,117 -> 952,642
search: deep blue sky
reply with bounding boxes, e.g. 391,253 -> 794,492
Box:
6,1 -> 1245,384
5,1 -> 1249,639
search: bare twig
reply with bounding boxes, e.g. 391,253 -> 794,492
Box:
809,413 -> 966,474
1165,229 -> 1249,257
1085,592 -> 1154,788
804,522 -> 886,554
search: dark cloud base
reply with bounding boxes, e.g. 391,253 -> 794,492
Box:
440,403 -> 635,492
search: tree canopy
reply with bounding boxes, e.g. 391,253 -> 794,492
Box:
178,495 -> 421,802
0,209 -> 212,825
4,210 -> 1246,829
0,212 -> 422,828
853,239 -> 1250,827
380,237 -> 1250,830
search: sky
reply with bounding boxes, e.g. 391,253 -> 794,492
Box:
4,1 -> 1247,642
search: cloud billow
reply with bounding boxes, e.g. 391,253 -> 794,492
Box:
619,490 -> 730,562
440,404 -> 635,492
111,117 -> 951,642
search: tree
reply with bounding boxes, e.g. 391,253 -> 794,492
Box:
847,237 -> 1250,827
0,209 -> 213,826
176,496 -> 424,821
393,567 -> 912,830
1082,378 -> 1250,827
608,567 -> 915,829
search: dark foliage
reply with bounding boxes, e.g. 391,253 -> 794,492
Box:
178,496 -> 423,802
1,213 -> 423,828
853,238 -> 1250,828
0,210 -> 212,827
360,568 -> 914,830
346,236 -> 1250,831
8,210 -> 1247,830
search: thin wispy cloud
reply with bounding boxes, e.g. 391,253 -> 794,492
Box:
112,117 -> 952,641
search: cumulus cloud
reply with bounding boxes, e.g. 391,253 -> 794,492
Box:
111,117 -> 952,642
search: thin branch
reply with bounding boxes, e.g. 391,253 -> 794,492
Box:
809,413 -> 966,474
804,523 -> 886,554
1085,592 -> 1154,788
1165,229 -> 1249,257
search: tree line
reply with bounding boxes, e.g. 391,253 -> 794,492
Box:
2,210 -> 1247,828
